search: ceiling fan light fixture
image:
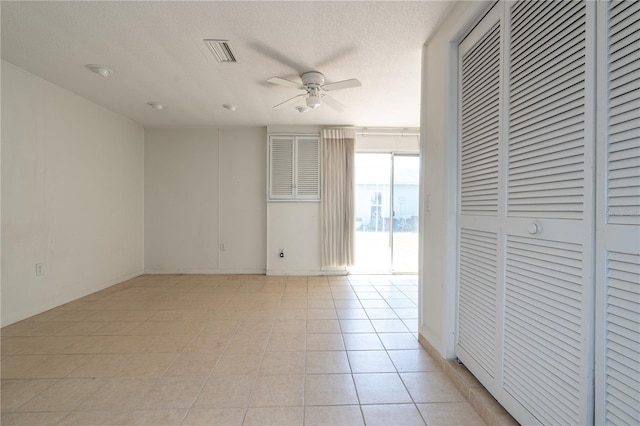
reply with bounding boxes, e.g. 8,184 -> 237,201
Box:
306,95 -> 321,109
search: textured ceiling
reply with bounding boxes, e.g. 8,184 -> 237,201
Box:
1,1 -> 452,129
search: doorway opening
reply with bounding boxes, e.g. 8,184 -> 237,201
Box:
352,153 -> 420,273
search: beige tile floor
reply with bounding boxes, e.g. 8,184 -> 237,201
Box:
1,274 -> 486,425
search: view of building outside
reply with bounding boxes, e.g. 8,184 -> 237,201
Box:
354,153 -> 419,273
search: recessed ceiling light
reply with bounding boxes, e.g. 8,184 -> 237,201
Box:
222,104 -> 238,111
147,102 -> 165,110
85,64 -> 113,77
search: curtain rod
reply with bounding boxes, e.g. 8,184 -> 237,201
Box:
329,127 -> 420,137
356,131 -> 420,137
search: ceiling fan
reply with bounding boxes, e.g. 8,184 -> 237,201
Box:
267,71 -> 361,113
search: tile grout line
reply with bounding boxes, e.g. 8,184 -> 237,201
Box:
348,279 -> 367,425
1,274 -> 485,426
176,310 -> 224,423
182,277 -> 240,424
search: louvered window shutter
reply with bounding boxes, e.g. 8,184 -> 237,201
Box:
268,135 -> 320,201
295,136 -> 320,199
598,1 -> 640,424
269,136 -> 294,199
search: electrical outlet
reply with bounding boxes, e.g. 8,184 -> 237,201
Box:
220,243 -> 226,251
35,263 -> 44,276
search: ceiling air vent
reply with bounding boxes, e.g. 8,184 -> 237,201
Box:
204,39 -> 237,63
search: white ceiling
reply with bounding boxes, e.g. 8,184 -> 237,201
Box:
1,1 -> 453,129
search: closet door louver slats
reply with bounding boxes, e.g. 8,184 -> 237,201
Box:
460,23 -> 501,216
508,1 -> 586,219
458,229 -> 498,377
607,0 -> 640,226
602,2 -> 640,425
504,236 -> 583,425
605,251 -> 640,425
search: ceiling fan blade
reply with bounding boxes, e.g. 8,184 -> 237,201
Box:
322,94 -> 348,112
322,78 -> 362,91
273,94 -> 306,109
267,76 -> 305,90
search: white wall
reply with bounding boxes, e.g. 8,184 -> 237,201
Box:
219,128 -> 267,272
265,125 -> 326,275
144,129 -> 220,272
144,127 -> 266,273
419,1 -> 493,358
1,61 -> 144,326
266,202 -> 321,275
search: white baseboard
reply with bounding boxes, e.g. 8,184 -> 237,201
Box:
266,269 -> 348,276
143,268 -> 267,275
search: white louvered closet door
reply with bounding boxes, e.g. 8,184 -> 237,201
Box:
596,1 -> 640,425
456,3 -> 503,385
502,1 -> 595,424
457,1 -> 596,424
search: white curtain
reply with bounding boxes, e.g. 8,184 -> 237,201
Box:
321,128 -> 355,268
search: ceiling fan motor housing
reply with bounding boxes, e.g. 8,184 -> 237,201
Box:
301,71 -> 325,87
301,72 -> 324,109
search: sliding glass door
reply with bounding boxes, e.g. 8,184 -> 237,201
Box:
354,153 -> 392,272
391,155 -> 419,272
353,153 -> 419,273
